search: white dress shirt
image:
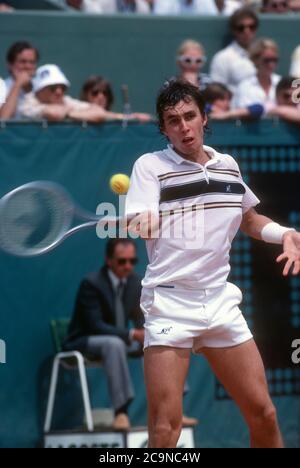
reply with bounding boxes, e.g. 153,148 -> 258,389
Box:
210,41 -> 256,93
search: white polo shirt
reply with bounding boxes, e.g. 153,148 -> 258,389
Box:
125,145 -> 259,290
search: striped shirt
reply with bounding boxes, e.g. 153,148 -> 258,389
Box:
125,144 -> 259,289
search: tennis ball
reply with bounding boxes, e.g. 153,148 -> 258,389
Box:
109,173 -> 130,195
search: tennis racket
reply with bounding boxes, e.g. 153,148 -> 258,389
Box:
0,181 -> 125,257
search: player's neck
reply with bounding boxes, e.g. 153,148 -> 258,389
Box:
175,146 -> 210,166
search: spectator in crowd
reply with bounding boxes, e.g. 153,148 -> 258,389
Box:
66,0 -> 117,12
261,0 -> 291,12
0,41 -> 39,120
153,0 -> 219,15
117,0 -> 151,13
233,38 -> 281,112
289,0 -> 300,10
176,40 -> 211,90
290,45 -> 300,77
203,81 -> 264,119
66,0 -> 151,12
0,77 -> 6,108
210,7 -> 258,93
80,75 -> 153,121
19,65 -> 152,122
215,1 -> 259,15
267,76 -> 300,123
64,239 -> 144,430
0,2 -> 13,11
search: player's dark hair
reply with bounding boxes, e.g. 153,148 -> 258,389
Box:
106,238 -> 136,259
156,78 -> 206,133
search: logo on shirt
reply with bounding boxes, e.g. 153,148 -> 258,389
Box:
157,326 -> 173,335
226,184 -> 232,193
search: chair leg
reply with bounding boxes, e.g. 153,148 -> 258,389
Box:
77,354 -> 94,432
44,356 -> 61,433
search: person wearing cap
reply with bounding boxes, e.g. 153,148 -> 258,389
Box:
0,41 -> 39,120
19,64 -> 152,123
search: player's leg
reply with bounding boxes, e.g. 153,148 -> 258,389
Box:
144,346 -> 191,448
202,339 -> 283,448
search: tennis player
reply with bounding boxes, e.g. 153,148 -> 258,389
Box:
125,79 -> 300,448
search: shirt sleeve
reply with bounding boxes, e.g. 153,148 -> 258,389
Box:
229,156 -> 260,214
19,94 -> 45,119
125,154 -> 160,216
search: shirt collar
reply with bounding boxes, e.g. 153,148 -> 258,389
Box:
108,268 -> 127,290
231,41 -> 249,58
166,144 -> 221,167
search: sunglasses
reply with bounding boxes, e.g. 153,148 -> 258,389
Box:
90,88 -> 105,97
262,57 -> 279,64
271,1 -> 288,7
117,258 -> 138,266
235,23 -> 257,33
47,84 -> 67,92
178,55 -> 206,66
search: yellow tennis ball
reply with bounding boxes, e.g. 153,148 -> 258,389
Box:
109,173 -> 130,194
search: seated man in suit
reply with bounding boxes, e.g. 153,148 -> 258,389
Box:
64,238 -> 144,429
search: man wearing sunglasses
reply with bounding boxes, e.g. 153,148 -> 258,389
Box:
210,7 -> 258,93
64,238 -> 144,430
261,0 -> 290,12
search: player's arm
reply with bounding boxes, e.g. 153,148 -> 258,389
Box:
240,207 -> 300,276
125,155 -> 160,240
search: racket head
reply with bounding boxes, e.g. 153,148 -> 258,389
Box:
0,181 -> 74,257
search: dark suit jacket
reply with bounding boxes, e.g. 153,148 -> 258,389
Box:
64,266 -> 144,350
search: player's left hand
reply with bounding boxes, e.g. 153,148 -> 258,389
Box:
276,230 -> 300,276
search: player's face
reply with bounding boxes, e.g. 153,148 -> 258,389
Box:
162,99 -> 207,159
9,49 -> 37,78
107,243 -> 137,279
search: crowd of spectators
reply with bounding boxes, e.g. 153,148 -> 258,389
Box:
1,6 -> 300,123
1,0 -> 300,14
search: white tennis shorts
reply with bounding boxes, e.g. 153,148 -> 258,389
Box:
140,282 -> 253,353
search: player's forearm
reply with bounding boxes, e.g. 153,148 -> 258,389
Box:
240,208 -> 295,243
240,209 -> 273,240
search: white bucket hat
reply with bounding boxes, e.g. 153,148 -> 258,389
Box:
33,64 -> 70,93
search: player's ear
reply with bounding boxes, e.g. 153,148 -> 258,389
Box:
202,113 -> 208,128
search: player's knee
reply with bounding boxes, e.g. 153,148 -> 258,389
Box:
150,419 -> 181,447
247,401 -> 278,430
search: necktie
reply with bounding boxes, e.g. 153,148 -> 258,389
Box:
115,281 -> 125,328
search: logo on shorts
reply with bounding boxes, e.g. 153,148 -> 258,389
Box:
157,326 -> 173,335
